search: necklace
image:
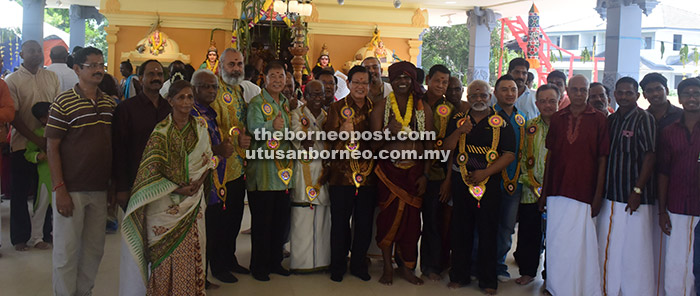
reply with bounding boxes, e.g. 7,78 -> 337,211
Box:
342,97 -> 375,195
433,97 -> 452,149
457,112 -> 503,207
300,106 -> 327,204
501,111 -> 526,195
389,92 -> 413,128
206,59 -> 219,73
263,92 -> 293,193
525,117 -> 543,198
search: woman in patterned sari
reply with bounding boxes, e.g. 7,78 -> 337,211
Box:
120,80 -> 215,296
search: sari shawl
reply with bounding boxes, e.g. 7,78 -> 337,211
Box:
121,114 -> 215,286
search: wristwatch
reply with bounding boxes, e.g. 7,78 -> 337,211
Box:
633,186 -> 642,194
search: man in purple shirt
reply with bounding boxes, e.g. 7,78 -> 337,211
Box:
658,77 -> 700,296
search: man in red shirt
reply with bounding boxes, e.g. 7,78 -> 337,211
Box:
539,74 -> 609,296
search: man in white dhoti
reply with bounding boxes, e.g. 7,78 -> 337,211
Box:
539,75 -> 609,296
289,80 -> 331,272
597,77 -> 657,296
658,77 -> 700,296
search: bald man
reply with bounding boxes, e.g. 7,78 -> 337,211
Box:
539,75 -> 609,296
46,45 -> 79,92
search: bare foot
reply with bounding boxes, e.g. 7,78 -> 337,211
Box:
241,228 -> 252,234
14,243 -> 29,251
34,242 -> 52,250
379,267 -> 393,285
426,272 -> 442,281
484,288 -> 497,295
448,281 -> 466,289
515,275 -> 534,285
397,266 -> 424,285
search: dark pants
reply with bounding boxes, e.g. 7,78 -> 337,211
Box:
206,176 -> 246,275
513,203 -> 542,277
421,180 -> 445,275
329,185 -> 376,276
10,150 -> 37,245
449,174 -> 500,290
248,190 -> 290,277
694,218 -> 700,296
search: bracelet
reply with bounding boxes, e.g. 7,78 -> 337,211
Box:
53,182 -> 65,192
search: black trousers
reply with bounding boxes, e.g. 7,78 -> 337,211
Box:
248,190 -> 290,277
206,176 -> 246,274
449,174 -> 500,290
10,150 -> 37,245
329,185 -> 376,276
513,202 -> 543,277
420,180 -> 444,275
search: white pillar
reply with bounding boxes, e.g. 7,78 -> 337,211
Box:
466,7 -> 500,83
69,5 -> 86,50
597,0 -> 658,106
22,0 -> 44,45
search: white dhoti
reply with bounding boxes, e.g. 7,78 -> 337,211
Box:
664,212 -> 698,296
653,203 -> 667,296
596,199 -> 655,296
546,195 -> 602,296
290,204 -> 331,271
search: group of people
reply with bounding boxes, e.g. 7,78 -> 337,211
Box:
1,38 -> 699,296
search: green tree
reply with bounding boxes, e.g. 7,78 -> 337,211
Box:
43,8 -> 108,57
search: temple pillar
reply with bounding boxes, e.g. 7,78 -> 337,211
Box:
466,7 -> 500,83
597,0 -> 658,106
105,25 -> 120,76
408,39 -> 422,65
69,5 -> 86,50
22,0 -> 44,45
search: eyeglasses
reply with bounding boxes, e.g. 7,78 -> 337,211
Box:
680,92 -> 700,99
195,84 -> 218,90
350,81 -> 370,86
81,63 -> 105,69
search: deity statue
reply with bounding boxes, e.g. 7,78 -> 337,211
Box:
312,43 -> 334,78
199,41 -> 219,75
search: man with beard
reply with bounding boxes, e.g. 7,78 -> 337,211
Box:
362,57 -> 393,102
641,73 -> 682,131
589,82 -> 611,116
597,77 -> 657,296
442,78 -> 515,295
316,69 -> 338,107
658,77 -> 700,296
46,47 -> 116,296
490,58 -> 538,120
491,74 -> 527,282
539,75 -> 609,296
113,59 -> 171,208
207,48 -> 257,283
420,64 -> 453,281
6,40 -> 60,251
370,61 -> 434,286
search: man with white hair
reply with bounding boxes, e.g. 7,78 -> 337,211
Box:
207,48 -> 258,283
539,74 -> 609,296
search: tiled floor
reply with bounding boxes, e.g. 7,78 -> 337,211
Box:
0,199 -> 546,295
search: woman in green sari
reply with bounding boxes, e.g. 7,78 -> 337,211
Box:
120,80 -> 215,296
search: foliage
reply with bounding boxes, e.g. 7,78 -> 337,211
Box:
421,24 -> 469,82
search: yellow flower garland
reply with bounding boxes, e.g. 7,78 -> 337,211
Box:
389,92 -> 413,127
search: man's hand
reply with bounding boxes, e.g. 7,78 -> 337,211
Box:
388,117 -> 402,135
213,140 -> 235,158
439,177 -> 451,203
174,184 -> 197,196
340,116 -> 354,133
457,116 -> 473,134
538,195 -> 547,213
416,175 -> 428,195
55,187 -> 74,217
273,112 -> 285,130
625,192 -> 641,214
466,170 -> 488,186
37,152 -> 47,161
591,197 -> 602,217
238,127 -> 251,149
659,211 -> 672,235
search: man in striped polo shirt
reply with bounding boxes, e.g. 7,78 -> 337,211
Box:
597,77 -> 657,296
45,47 -> 116,296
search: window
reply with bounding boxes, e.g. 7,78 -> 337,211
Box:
562,35 -> 579,50
673,34 -> 682,51
551,36 -> 561,47
642,33 -> 654,50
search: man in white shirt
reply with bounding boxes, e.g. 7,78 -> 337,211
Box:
46,46 -> 79,92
